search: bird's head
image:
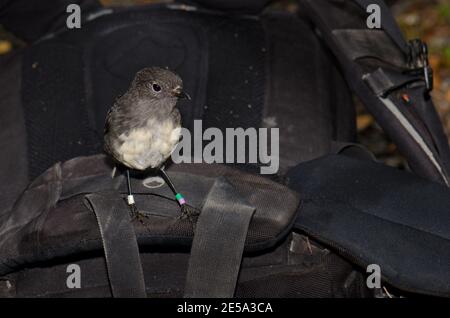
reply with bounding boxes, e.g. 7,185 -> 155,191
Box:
131,67 -> 191,103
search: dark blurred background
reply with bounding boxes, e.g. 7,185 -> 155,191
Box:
0,0 -> 449,168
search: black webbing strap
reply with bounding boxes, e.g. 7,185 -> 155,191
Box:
85,193 -> 146,298
300,0 -> 450,185
363,68 -> 422,97
354,0 -> 409,54
184,177 -> 255,298
332,29 -> 406,68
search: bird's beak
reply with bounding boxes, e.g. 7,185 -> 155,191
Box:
172,87 -> 191,100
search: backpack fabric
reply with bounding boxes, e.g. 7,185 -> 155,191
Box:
0,154 -> 370,298
290,154 -> 450,298
0,2 -> 355,212
299,0 -> 450,185
1,0 -> 450,298
0,2 -> 361,298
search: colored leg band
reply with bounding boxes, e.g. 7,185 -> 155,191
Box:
127,195 -> 135,205
175,193 -> 186,205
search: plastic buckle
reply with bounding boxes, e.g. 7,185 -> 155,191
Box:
408,39 -> 433,93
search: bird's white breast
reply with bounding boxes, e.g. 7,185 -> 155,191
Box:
116,118 -> 181,170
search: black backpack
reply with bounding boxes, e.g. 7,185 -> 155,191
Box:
1,0 -> 450,298
1,153 -> 374,297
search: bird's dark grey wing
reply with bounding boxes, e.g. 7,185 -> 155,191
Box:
171,108 -> 182,126
104,91 -> 126,134
103,96 -> 122,135
103,100 -> 123,162
171,108 -> 183,144
104,102 -> 119,135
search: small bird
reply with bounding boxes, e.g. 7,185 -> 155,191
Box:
104,67 -> 191,217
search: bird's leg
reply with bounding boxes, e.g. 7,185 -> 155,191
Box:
159,166 -> 199,219
111,166 -> 117,179
125,169 -> 139,218
124,170 -> 149,226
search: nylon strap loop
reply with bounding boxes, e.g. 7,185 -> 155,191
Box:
85,193 -> 147,298
184,177 -> 255,298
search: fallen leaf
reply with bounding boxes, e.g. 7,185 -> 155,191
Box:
357,114 -> 374,132
0,40 -> 12,55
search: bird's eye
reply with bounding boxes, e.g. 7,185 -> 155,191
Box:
152,83 -> 162,92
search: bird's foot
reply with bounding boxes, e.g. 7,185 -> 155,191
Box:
174,193 -> 200,220
180,204 -> 200,223
128,203 -> 149,225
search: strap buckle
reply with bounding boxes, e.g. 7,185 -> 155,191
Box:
407,39 -> 433,93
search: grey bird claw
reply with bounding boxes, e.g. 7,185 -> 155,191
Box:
129,204 -> 149,224
180,204 -> 200,222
